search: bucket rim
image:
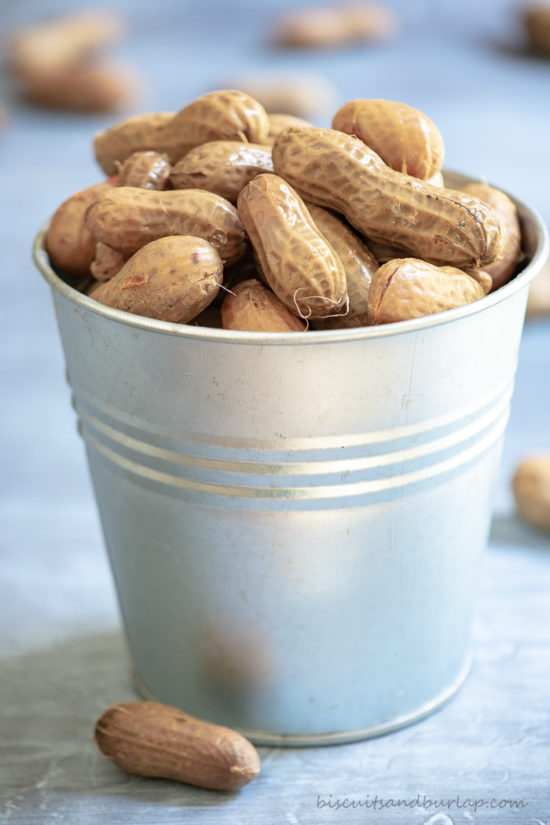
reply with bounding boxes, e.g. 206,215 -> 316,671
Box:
33,170 -> 549,346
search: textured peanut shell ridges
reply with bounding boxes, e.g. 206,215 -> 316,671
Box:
272,126 -> 502,268
94,701 -> 261,792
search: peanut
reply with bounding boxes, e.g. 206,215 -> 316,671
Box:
523,4 -> 550,55
90,242 -> 126,282
237,173 -> 347,319
512,455 -> 550,532
272,126 -> 502,268
306,203 -> 378,328
45,180 -> 113,279
21,59 -> 137,113
332,99 -> 444,180
526,263 -> 550,319
94,91 -> 269,175
91,236 -> 222,323
6,10 -> 124,78
170,141 -> 273,203
273,2 -> 398,49
222,278 -> 307,332
265,113 -> 313,146
85,187 -> 246,263
461,182 -> 522,290
94,113 -> 181,176
367,239 -> 408,265
117,150 -> 171,190
367,258 -> 491,324
94,701 -> 260,792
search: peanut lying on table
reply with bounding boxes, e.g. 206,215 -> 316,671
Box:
95,701 -> 260,791
273,2 -> 398,49
44,89 -> 527,331
512,455 -> 550,533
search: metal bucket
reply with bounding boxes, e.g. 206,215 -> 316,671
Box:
34,172 -> 548,745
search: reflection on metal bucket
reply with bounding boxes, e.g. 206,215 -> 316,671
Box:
34,171 -> 548,745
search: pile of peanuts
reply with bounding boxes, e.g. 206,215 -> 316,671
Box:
45,90 -> 525,333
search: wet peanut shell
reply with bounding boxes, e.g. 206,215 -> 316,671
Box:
170,141 -> 273,203
46,180 -> 113,279
332,98 -> 444,180
368,258 -> 489,324
91,236 -> 222,323
222,278 -> 307,332
94,701 -> 260,792
272,126 -> 502,268
85,186 -> 246,263
94,113 -> 181,176
117,150 -> 171,189
461,182 -> 522,290
306,202 -> 377,327
237,173 -> 347,319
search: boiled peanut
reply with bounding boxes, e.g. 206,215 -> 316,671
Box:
46,180 -> 113,279
94,91 -> 269,175
265,113 -> 313,146
461,182 -> 522,290
523,4 -> 550,55
526,262 -> 550,319
94,701 -> 260,792
170,141 -> 273,203
6,10 -> 124,78
512,455 -> 550,532
306,203 -> 378,328
273,2 -> 398,49
228,73 -> 337,119
85,187 -> 246,263
426,170 -> 444,188
272,126 -> 502,268
90,242 -> 126,282
237,174 -> 347,319
94,113 -> 181,176
22,60 -> 137,113
222,278 -> 307,332
117,150 -> 171,189
368,258 -> 490,324
332,99 -> 444,180
367,238 -> 408,265
91,236 -> 222,323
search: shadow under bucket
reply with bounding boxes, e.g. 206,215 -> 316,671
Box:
34,172 -> 548,745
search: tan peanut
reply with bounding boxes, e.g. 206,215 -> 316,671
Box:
94,90 -> 269,175
306,203 -> 378,328
45,181 -> 113,279
273,2 -> 398,49
526,263 -> 550,319
222,278 -> 307,332
21,60 -> 137,113
461,182 -> 522,290
264,113 -> 313,146
367,238 -> 408,265
272,126 -> 502,268
94,113 -> 181,176
117,150 -> 171,189
94,701 -> 260,792
90,242 -> 126,281
512,455 -> 550,532
368,258 -> 491,324
237,174 -> 347,319
6,10 -> 124,78
91,236 -> 222,323
332,99 -> 444,180
170,141 -> 273,203
85,187 -> 246,263
523,4 -> 550,55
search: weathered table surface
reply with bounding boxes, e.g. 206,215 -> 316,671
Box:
1,0 -> 549,822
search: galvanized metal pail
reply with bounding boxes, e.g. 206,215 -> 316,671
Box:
34,172 -> 548,745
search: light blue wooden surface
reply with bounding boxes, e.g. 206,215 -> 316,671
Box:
1,0 -> 549,822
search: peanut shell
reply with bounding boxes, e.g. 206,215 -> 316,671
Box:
222,278 -> 307,331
